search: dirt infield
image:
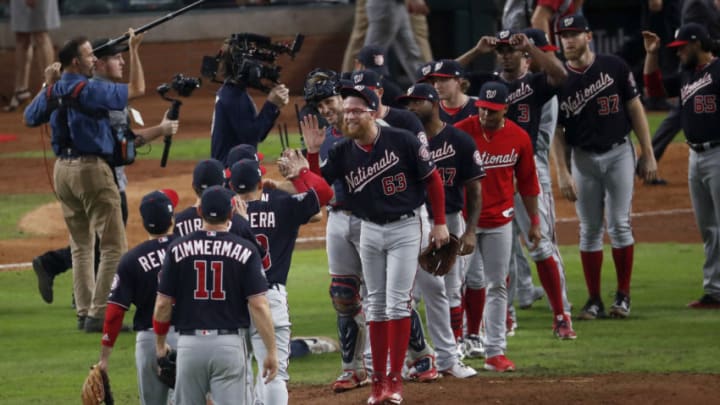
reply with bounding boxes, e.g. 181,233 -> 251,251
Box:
0,92 -> 712,401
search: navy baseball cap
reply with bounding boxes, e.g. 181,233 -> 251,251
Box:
340,85 -> 380,111
351,70 -> 383,89
495,29 -> 517,44
555,15 -> 591,34
139,190 -> 176,234
357,45 -> 389,76
428,59 -> 463,78
668,23 -> 711,48
416,61 -> 435,83
475,81 -> 509,111
200,185 -> 234,221
397,83 -> 439,104
92,38 -> 128,59
230,159 -> 262,193
226,144 -> 266,173
193,159 -> 226,192
523,28 -> 559,52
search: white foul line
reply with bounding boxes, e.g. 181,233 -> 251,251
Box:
0,208 -> 696,270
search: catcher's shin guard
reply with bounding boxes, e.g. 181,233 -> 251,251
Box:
330,276 -> 366,368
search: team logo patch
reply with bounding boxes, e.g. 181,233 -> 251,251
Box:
502,207 -> 515,218
473,150 -> 483,166
407,86 -> 415,95
486,89 -> 497,100
354,85 -> 365,91
419,144 -> 431,161
563,17 -> 574,27
418,132 -> 429,147
373,54 -> 385,67
422,65 -> 433,76
110,274 -> 119,291
499,30 -> 510,39
434,61 -> 444,71
353,74 -> 363,84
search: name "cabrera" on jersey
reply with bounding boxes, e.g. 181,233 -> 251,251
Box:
345,149 -> 400,192
171,239 -> 253,264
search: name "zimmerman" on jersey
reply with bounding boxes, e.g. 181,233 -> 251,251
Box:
345,150 -> 400,192
481,149 -> 518,169
681,72 -> 713,105
171,239 -> 253,264
559,72 -> 614,118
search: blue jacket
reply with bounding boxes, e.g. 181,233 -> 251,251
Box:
210,82 -> 280,164
24,72 -> 128,156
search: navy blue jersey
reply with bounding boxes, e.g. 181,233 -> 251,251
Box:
382,78 -> 405,109
501,72 -> 558,150
173,206 -> 264,256
108,235 -> 176,331
557,54 -> 640,150
439,96 -> 479,124
662,58 -> 720,144
210,82 -> 280,163
380,107 -> 428,143
247,189 -> 320,285
427,124 -> 486,216
158,230 -> 266,330
319,126 -> 351,209
322,125 -> 435,223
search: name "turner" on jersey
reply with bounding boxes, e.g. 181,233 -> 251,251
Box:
345,150 -> 400,192
171,239 -> 253,264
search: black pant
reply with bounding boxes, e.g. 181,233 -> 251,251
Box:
40,191 -> 128,277
652,105 -> 682,162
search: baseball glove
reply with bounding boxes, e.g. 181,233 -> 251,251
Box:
81,365 -> 114,405
418,234 -> 461,276
157,349 -> 177,389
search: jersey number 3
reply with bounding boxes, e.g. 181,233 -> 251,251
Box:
193,260 -> 226,300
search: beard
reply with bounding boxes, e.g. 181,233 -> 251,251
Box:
342,117 -> 373,140
681,51 -> 700,70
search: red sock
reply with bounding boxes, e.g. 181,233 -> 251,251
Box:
450,306 -> 464,340
612,244 -> 634,295
580,250 -> 603,300
464,288 -> 486,336
536,257 -> 565,317
388,317 -> 411,374
368,321 -> 389,377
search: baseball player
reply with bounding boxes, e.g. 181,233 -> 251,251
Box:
95,190 -> 178,405
228,155 -> 332,405
552,15 -> 657,320
323,85 -> 448,405
301,72 -> 370,393
173,159 -> 260,251
400,83 -> 484,378
424,59 -> 482,124
643,24 -> 720,309
351,70 -> 428,143
153,186 -> 277,405
455,81 -> 542,372
456,29 -> 576,339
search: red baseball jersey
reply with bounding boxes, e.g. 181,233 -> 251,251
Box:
455,116 -> 539,228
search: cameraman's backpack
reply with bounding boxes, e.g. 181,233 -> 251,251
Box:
45,81 -> 136,167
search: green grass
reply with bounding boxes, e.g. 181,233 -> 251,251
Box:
1,244 -> 718,403
0,193 -> 56,239
0,131 -> 301,162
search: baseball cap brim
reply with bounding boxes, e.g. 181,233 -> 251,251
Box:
667,40 -> 690,48
538,44 -> 559,52
475,100 -> 507,111
428,72 -> 459,78
554,27 -> 588,34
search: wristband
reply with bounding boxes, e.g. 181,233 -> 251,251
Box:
152,318 -> 170,336
530,214 -> 540,226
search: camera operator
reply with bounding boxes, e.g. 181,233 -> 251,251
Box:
24,30 -> 146,331
210,39 -> 289,164
28,33 -> 180,322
